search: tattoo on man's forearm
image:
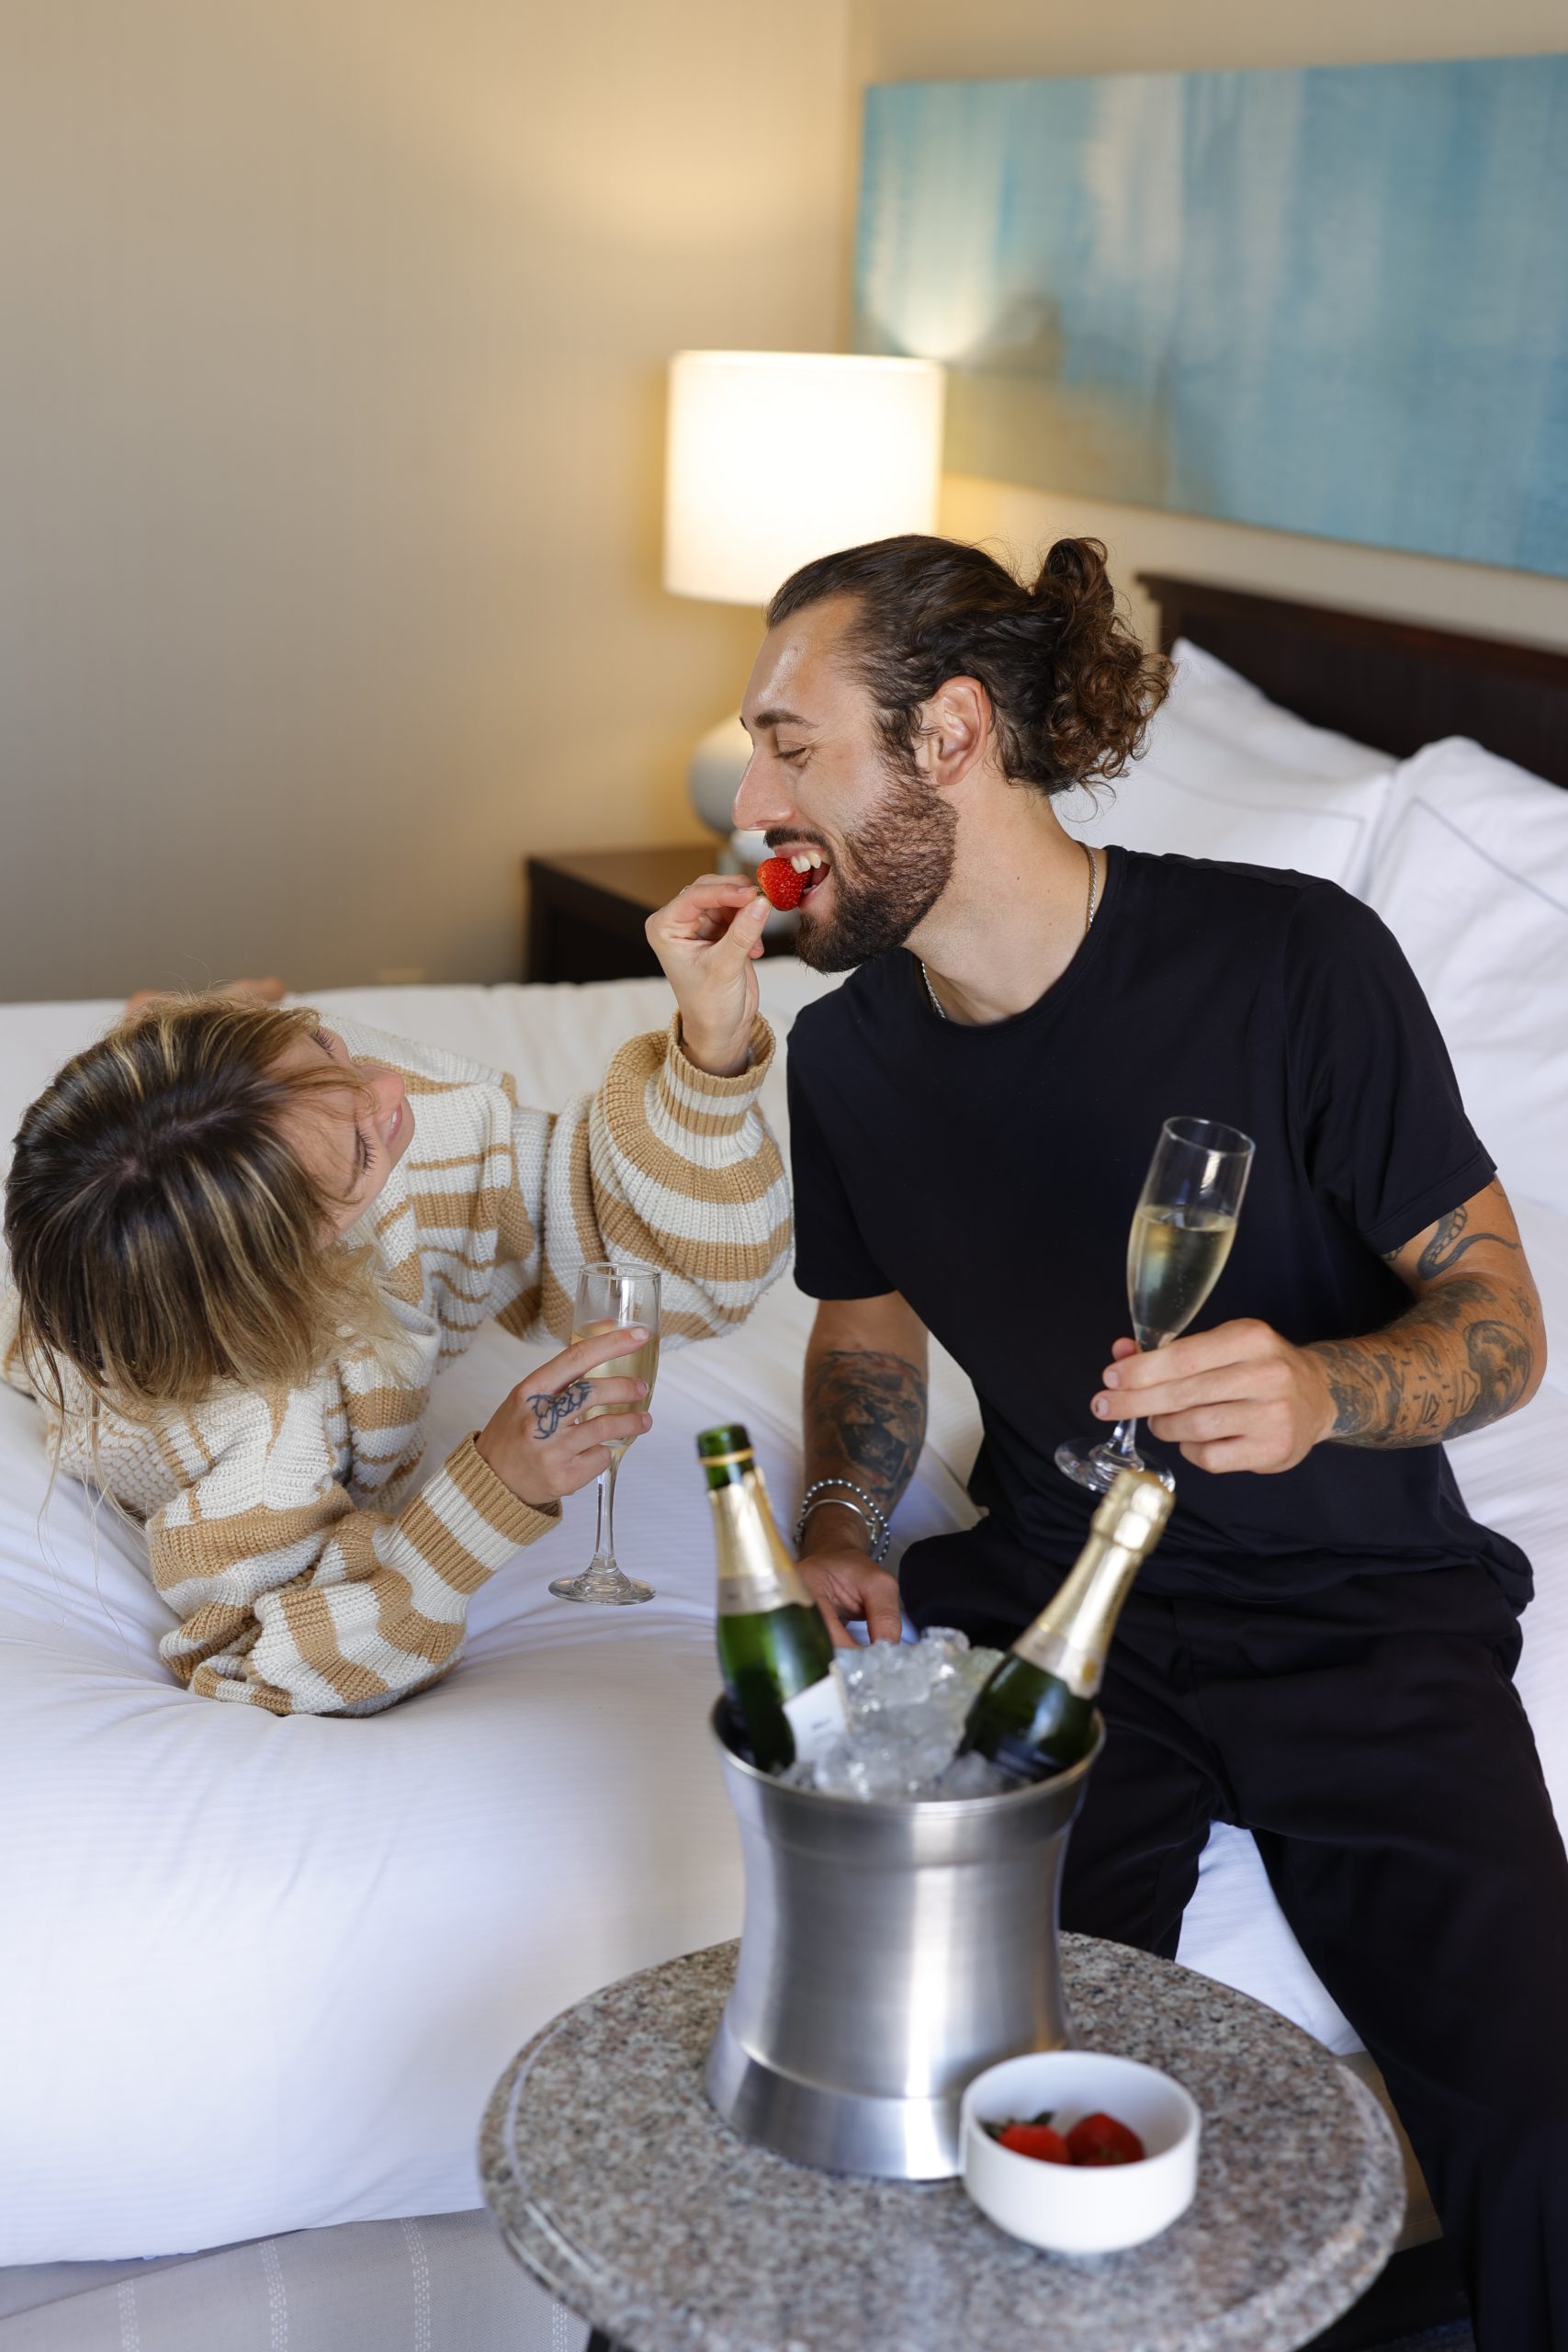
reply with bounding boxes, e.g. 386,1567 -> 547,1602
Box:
805,1349 -> 927,1510
1311,1273 -> 1536,1448
526,1379 -> 592,1437
1413,1187 -> 1523,1282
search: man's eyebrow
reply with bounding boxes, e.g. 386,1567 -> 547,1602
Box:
750,707 -> 817,732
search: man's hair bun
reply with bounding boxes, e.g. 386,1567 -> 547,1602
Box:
767,533 -> 1169,793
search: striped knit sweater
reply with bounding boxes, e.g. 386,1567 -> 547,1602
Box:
1,1012 -> 789,1715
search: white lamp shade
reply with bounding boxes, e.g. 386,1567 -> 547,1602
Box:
663,351 -> 945,606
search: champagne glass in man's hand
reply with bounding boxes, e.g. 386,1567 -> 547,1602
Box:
1056,1116 -> 1255,1497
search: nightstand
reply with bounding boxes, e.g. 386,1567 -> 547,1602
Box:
525,847 -> 794,985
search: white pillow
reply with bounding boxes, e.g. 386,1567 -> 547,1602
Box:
1515,1197 -> 1568,1396
1059,637 -> 1396,893
1363,737 -> 1568,1221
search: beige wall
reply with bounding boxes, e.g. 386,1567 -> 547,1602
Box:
6,4 -> 1563,1006
0,0 -> 852,1001
852,0 -> 1568,655
850,0 -> 1566,84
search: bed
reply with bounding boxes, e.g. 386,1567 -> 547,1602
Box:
3,578 -> 1566,2351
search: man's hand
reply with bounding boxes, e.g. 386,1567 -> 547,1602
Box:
1097,1182 -> 1545,1470
796,1544 -> 906,1648
1095,1319 -> 1335,1476
646,876 -> 771,1077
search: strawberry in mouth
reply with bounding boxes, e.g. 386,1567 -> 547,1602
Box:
757,849 -> 832,911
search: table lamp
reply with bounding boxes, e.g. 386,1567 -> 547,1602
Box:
663,350 -> 945,870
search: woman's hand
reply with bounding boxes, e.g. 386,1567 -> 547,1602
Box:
646,877 -> 771,1077
476,1326 -> 653,1509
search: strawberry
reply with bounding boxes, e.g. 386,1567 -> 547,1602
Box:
997,2121 -> 1071,2164
1065,2110 -> 1145,2166
756,857 -> 807,911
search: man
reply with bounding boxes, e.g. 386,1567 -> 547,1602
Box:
734,532 -> 1564,2349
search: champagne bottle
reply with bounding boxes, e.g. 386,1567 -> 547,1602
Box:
958,1468 -> 1173,1787
699,1423 -> 848,1774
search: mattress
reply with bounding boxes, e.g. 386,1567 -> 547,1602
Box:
2,964 -> 1563,2267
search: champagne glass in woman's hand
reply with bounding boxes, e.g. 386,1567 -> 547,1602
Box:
548,1263 -> 663,1606
1056,1116 -> 1255,1497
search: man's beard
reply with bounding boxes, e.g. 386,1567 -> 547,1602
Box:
786,765 -> 957,974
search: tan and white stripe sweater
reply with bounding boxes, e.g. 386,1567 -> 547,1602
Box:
1,1013 -> 790,1715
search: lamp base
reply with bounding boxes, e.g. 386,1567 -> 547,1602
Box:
687,711 -> 796,937
687,712 -> 753,839
716,827 -> 772,876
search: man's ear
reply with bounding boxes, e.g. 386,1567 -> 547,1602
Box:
913,676 -> 993,790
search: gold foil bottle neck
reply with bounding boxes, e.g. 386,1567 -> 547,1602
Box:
1089,1466 -> 1174,1554
1011,1468 -> 1174,1695
710,1464 -> 814,1618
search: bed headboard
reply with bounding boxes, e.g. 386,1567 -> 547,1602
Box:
1137,573 -> 1568,790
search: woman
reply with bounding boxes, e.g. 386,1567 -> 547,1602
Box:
1,878 -> 784,1715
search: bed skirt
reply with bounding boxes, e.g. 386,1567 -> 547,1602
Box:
0,2209 -> 584,2352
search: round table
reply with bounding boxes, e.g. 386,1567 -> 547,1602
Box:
480,1937 -> 1404,2352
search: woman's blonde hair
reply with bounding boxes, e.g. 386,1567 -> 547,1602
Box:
5,994 -> 399,1419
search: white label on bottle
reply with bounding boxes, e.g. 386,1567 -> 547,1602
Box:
783,1672 -> 850,1762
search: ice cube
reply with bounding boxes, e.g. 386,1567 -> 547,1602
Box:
931,1750 -> 1011,1800
807,1736 -> 864,1797
769,1634 -> 1012,1804
871,1644 -> 942,1711
952,1645 -> 1005,1700
833,1648 -> 879,1721
843,1734 -> 923,1802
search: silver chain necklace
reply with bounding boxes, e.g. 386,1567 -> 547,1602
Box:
919,842 -> 1100,1022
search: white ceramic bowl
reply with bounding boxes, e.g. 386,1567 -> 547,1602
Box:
961,2050 -> 1201,2255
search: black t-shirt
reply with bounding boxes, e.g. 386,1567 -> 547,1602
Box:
787,849 -> 1529,1613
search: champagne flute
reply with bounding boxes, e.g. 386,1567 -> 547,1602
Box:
1055,1116 -> 1255,1497
548,1263 -> 662,1606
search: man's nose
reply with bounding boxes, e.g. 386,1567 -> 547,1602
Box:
731,754 -> 790,835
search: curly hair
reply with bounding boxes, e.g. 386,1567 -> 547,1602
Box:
766,533 -> 1170,794
5,994 -> 399,1420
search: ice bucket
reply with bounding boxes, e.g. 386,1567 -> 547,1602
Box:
705,1703 -> 1103,2178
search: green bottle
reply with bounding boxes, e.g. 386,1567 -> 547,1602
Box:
958,1468 -> 1173,1787
699,1423 -> 847,1774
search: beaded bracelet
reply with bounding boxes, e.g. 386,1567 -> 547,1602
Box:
797,1476 -> 891,1545
794,1478 -> 893,1565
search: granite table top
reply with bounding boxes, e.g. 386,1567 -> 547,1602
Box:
479,1935 -> 1404,2352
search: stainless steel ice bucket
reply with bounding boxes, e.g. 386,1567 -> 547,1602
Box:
705,1703 -> 1103,2179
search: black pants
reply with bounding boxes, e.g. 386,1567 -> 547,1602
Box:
903,1522 -> 1568,2351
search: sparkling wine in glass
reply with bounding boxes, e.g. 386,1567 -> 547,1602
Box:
548,1262 -> 661,1606
1055,1116 -> 1255,1497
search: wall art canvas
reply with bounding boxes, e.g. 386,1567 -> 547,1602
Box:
854,57 -> 1568,577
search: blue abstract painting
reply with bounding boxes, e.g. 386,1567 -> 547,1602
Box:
854,57 -> 1568,577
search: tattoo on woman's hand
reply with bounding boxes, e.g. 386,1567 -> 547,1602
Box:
526,1380 -> 592,1437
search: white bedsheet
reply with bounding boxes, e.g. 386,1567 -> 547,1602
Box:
1,967 -> 1562,2263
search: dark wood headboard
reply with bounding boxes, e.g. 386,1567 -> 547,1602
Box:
1137,573 -> 1568,790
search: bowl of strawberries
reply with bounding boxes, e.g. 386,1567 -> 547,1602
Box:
960,2049 -> 1201,2255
